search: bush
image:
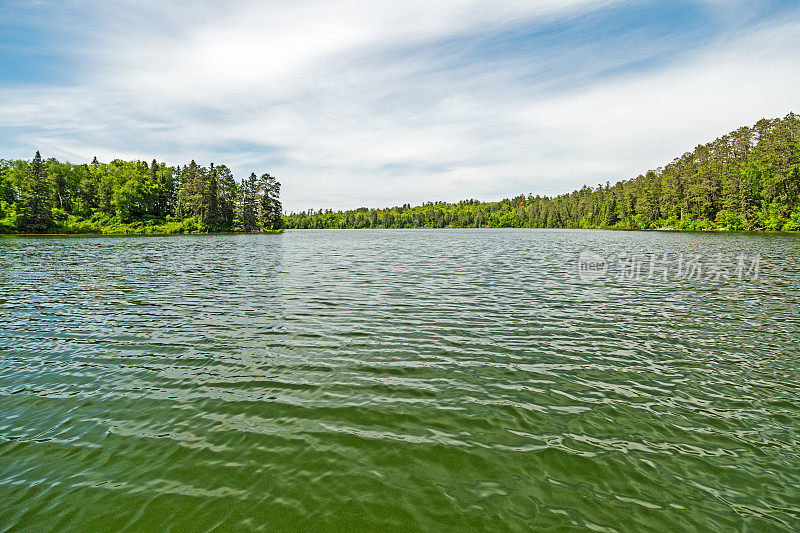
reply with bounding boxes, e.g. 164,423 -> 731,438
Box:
783,208 -> 800,231
0,201 -> 18,233
654,216 -> 678,228
51,208 -> 69,222
677,214 -> 717,231
715,210 -> 747,230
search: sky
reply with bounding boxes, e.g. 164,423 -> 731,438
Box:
1,0 -> 799,212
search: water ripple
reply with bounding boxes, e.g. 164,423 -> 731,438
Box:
1,230 -> 799,531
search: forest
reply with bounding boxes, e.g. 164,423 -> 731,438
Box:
0,155 -> 282,234
3,113 -> 799,235
285,113 -> 800,231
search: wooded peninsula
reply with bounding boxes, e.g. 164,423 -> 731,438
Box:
0,157 -> 282,234
1,113 -> 798,234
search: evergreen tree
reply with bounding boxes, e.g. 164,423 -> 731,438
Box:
239,172 -> 259,232
257,173 -> 282,231
216,165 -> 238,230
204,163 -> 220,231
18,151 -> 52,232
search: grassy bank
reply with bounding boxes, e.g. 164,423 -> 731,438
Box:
1,209 -> 283,235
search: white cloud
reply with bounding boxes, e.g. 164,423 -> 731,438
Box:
1,1 -> 799,211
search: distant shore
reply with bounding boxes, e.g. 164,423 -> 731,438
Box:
8,226 -> 797,237
281,226 -> 798,233
2,229 -> 284,236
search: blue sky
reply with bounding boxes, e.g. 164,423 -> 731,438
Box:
1,0 -> 799,211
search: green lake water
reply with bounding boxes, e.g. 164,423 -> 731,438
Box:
1,229 -> 799,531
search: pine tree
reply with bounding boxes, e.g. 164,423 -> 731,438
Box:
150,159 -> 162,217
204,163 -> 220,231
216,165 -> 238,230
256,173 -> 282,231
239,172 -> 259,232
18,151 -> 52,231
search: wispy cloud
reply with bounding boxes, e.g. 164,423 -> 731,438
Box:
1,0 -> 798,211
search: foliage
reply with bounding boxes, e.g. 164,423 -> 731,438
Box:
18,151 -> 53,232
257,173 -> 283,231
285,113 -> 800,232
0,155 -> 282,234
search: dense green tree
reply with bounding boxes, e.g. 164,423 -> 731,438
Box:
178,160 -> 204,219
0,159 -> 16,205
285,113 -> 800,232
0,152 -> 281,234
204,163 -> 221,231
18,151 -> 53,231
151,159 -> 175,219
257,173 -> 282,231
2,113 -> 798,235
239,173 -> 260,233
216,165 -> 239,229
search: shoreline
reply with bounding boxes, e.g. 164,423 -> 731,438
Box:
4,227 -> 797,236
1,230 -> 285,237
286,226 -> 798,233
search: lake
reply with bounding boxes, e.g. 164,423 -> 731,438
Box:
1,229 -> 799,531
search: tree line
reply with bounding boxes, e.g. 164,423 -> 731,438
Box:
0,155 -> 282,234
285,113 -> 800,231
